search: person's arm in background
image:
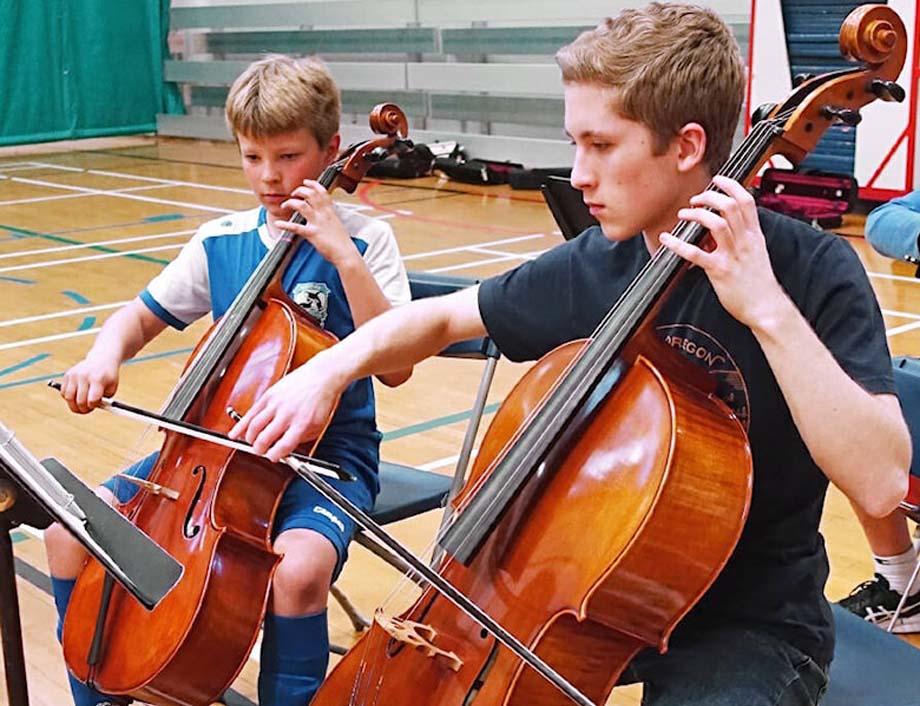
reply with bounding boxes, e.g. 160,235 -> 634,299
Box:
865,190 -> 920,261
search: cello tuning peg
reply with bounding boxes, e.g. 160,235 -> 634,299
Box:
821,106 -> 862,127
750,102 -> 778,127
870,79 -> 906,102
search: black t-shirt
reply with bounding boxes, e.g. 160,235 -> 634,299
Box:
478,208 -> 895,666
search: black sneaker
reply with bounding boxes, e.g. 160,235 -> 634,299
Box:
838,573 -> 920,633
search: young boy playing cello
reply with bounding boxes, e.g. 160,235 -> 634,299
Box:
230,4 -> 910,704
46,54 -> 411,706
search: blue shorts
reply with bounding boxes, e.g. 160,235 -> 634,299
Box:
103,451 -> 375,579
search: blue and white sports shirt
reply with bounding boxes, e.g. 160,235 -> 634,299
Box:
140,204 -> 410,491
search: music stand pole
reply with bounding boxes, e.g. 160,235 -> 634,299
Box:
0,479 -> 31,706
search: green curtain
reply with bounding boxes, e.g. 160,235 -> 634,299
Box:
0,0 -> 183,146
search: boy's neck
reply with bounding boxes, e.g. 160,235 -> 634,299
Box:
265,216 -> 283,240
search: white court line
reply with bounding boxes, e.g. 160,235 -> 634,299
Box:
9,176 -> 230,214
0,229 -> 195,260
27,162 -> 84,173
428,248 -> 547,273
403,234 -> 545,261
0,327 -> 100,351
0,164 -> 65,174
868,271 -> 920,284
418,454 -> 460,471
12,163 -> 383,212
0,182 -> 177,208
887,320 -> 920,337
0,190 -> 116,208
882,308 -> 920,321
0,301 -> 131,328
469,246 -> 544,258
2,169 -> 380,213
0,243 -> 182,274
87,167 -> 381,208
0,232 -> 545,276
87,168 -> 250,195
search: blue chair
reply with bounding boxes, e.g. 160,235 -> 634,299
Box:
329,271 -> 500,638
894,356 -> 920,524
824,603 -> 920,705
875,357 -> 920,633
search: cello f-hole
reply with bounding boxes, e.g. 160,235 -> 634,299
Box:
183,465 -> 207,539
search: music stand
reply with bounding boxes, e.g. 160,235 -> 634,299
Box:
540,175 -> 599,241
0,423 -> 183,706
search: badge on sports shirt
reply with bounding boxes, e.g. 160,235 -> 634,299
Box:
291,282 -> 331,326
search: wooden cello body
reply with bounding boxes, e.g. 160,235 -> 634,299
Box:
315,342 -> 752,706
63,298 -> 334,705
60,105 -> 412,706
310,6 -> 907,706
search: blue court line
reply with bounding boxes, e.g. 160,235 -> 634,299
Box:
382,402 -> 500,441
55,213 -> 206,236
78,317 -> 96,331
0,353 -> 51,379
144,213 -> 185,223
61,290 -> 90,305
0,276 -> 36,284
0,223 -> 170,266
11,531 -> 27,544
0,346 -> 195,390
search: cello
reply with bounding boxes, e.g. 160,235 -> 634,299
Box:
60,105 -> 413,706
294,6 -> 905,706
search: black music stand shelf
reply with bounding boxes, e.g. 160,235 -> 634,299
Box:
0,431 -> 183,706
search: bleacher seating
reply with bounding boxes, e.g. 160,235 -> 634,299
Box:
159,0 -> 749,167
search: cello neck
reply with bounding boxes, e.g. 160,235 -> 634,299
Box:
163,160 -> 345,421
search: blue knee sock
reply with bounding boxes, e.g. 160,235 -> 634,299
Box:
51,576 -> 116,706
259,610 -> 330,706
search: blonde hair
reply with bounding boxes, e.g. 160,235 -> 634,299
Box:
556,2 -> 745,173
225,54 -> 341,147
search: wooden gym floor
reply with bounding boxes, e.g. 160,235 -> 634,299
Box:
0,135 -> 918,706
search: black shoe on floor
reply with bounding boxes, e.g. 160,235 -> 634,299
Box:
838,572 -> 920,633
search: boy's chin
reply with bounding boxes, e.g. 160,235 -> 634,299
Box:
263,204 -> 290,222
599,224 -> 638,242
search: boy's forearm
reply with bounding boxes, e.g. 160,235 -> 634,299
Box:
87,298 -> 165,365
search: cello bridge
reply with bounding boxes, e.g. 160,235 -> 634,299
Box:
374,611 -> 463,672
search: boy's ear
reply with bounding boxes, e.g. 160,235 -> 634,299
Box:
324,133 -> 341,163
674,122 -> 707,173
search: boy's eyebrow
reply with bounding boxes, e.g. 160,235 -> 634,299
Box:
564,129 -> 610,140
